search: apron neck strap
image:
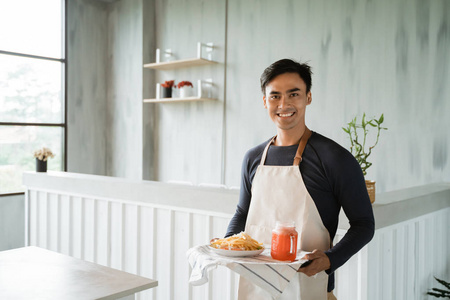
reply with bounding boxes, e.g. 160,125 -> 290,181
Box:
293,127 -> 312,166
260,127 -> 312,166
260,136 -> 277,165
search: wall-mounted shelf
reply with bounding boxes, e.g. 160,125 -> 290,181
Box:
143,97 -> 217,103
144,58 -> 217,70
143,42 -> 216,70
144,79 -> 215,104
143,43 -> 217,104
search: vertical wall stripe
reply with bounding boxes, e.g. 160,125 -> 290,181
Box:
414,221 -> 420,300
375,233 -> 382,300
32,193 -> 37,246
391,228 -> 397,300
152,207 -> 157,300
136,205 -> 141,275
227,269 -> 234,300
407,221 -> 415,300
93,198 -> 98,264
80,197 -> 85,260
24,189 -> 29,246
403,226 -> 409,300
136,205 -> 142,300
68,195 -> 73,256
56,194 -> 61,252
44,191 -> 50,249
38,191 -> 47,248
395,227 -> 404,300
356,249 -> 362,300
188,212 -> 193,300
106,201 -> 111,267
36,191 -> 41,247
401,225 -> 408,300
120,202 -> 125,270
169,210 -> 175,300
206,215 -> 212,300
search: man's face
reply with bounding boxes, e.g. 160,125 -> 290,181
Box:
263,72 -> 312,133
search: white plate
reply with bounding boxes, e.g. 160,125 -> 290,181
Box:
208,246 -> 265,257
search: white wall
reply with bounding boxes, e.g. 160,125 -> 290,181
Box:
0,194 -> 24,250
224,0 -> 450,192
67,0 -> 450,193
151,0 -> 226,185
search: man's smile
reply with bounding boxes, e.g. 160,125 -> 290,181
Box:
277,112 -> 295,118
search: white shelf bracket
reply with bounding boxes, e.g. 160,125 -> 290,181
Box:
156,83 -> 161,99
155,48 -> 173,63
197,79 -> 213,98
197,42 -> 214,60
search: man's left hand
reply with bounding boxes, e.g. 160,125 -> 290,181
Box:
297,249 -> 331,276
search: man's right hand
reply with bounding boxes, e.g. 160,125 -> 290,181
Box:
297,249 -> 330,277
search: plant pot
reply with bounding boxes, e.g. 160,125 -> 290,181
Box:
365,180 -> 375,203
36,158 -> 47,172
161,87 -> 172,98
179,86 -> 193,98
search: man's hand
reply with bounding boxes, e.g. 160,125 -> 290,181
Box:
297,249 -> 331,277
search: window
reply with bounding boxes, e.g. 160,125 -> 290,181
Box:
0,0 -> 66,194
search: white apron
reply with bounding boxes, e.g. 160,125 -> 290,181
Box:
238,128 -> 331,300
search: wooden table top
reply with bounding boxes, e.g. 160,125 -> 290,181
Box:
0,246 -> 158,299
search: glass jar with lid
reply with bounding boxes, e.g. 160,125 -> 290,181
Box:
271,221 -> 298,261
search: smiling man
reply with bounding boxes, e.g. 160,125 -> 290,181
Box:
226,59 -> 375,300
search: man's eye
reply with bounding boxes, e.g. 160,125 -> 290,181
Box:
270,95 -> 280,100
290,93 -> 299,97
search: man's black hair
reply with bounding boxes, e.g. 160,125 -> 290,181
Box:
260,59 -> 313,94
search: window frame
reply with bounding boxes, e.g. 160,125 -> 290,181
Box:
0,0 -> 67,196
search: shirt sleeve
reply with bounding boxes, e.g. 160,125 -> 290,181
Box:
323,147 -> 375,274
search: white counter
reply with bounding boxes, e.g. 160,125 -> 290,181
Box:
23,171 -> 450,300
23,171 -> 238,216
23,171 -> 449,228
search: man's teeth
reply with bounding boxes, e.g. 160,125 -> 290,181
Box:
278,112 -> 294,117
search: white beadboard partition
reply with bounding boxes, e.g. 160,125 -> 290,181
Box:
23,172 -> 450,300
333,209 -> 450,300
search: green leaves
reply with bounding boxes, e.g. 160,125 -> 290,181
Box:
427,277 -> 450,298
342,113 -> 388,176
367,121 -> 377,127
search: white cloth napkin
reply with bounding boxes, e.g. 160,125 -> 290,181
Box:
186,245 -> 309,299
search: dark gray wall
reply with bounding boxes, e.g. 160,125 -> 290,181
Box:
67,0 -> 109,176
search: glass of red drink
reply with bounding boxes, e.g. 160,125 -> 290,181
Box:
271,221 -> 298,261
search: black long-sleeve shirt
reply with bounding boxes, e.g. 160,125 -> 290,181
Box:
225,131 -> 375,292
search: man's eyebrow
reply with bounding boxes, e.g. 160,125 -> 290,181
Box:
269,88 -> 301,94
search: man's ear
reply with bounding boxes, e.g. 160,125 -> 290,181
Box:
306,91 -> 312,105
263,95 -> 267,108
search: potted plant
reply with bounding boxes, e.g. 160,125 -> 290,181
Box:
342,113 -> 387,203
33,147 -> 55,172
177,81 -> 194,98
161,80 -> 175,98
427,277 -> 450,298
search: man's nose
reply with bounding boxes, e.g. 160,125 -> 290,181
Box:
278,94 -> 289,108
